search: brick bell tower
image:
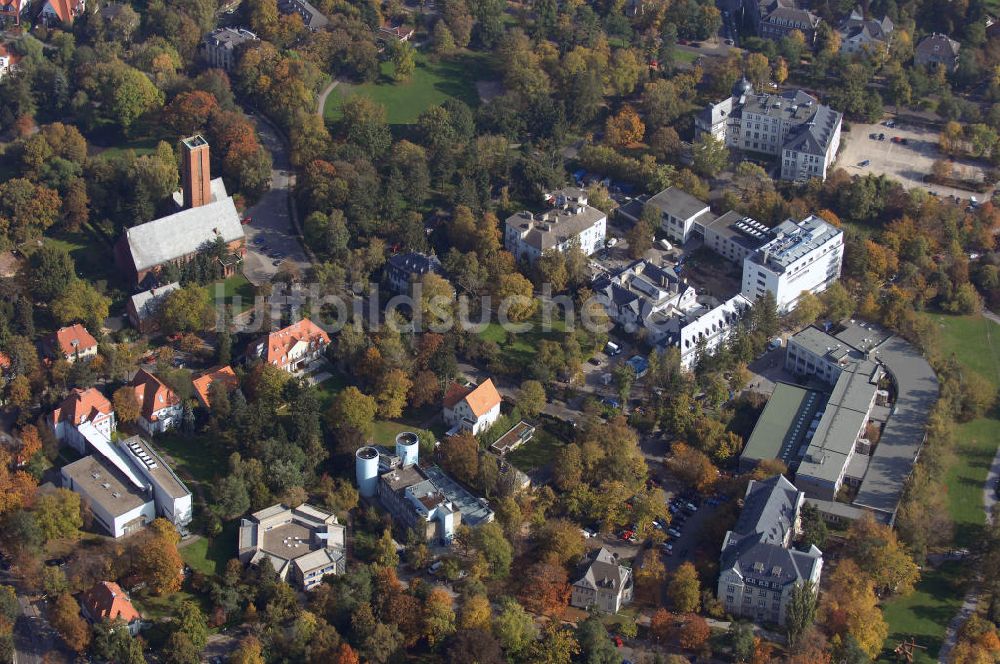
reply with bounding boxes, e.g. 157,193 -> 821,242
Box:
180,135 -> 211,209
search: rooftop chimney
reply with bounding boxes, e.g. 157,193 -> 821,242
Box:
181,135 -> 211,209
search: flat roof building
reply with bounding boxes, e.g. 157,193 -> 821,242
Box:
740,383 -> 824,473
644,186 -> 716,244
238,503 -> 346,591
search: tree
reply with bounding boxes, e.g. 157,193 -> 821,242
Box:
175,600 -> 209,651
458,595 -> 492,631
49,593 -> 90,653
390,40 -> 416,81
518,380 -> 546,418
843,514 -> 919,595
495,273 -> 537,323
692,133 -> 729,178
433,20 -> 457,55
81,59 -> 165,130
552,444 -> 583,491
820,282 -> 854,321
423,587 -> 456,646
530,623 -> 580,664
438,431 -> 479,486
163,632 -> 198,664
822,560 -> 887,659
446,629 -> 504,664
334,643 -> 360,664
373,528 -> 400,569
164,90 -> 220,135
52,280 -> 110,330
230,635 -> 265,664
376,368 -> 412,419
650,608 -> 673,643
675,613 -> 710,650
472,522 -> 513,578
576,615 -> 618,664
493,597 -> 537,657
28,245 -> 74,300
0,179 -> 61,248
792,290 -> 823,327
113,386 -> 141,424
519,561 -> 570,616
605,105 -> 645,147
33,488 -> 82,542
160,285 -> 214,334
626,207 -> 656,259
536,249 -> 569,292
341,96 -> 391,157
799,503 -> 828,549
666,443 -> 717,492
785,581 -> 816,647
418,272 -> 456,331
745,52 -> 771,89
668,562 -> 701,613
326,387 -> 377,451
93,619 -> 146,664
131,518 -> 183,595
730,622 -> 756,662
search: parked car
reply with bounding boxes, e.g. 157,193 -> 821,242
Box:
685,502 -> 698,512
606,238 -> 618,248
858,159 -> 871,167
878,133 -> 886,140
667,528 -> 682,538
602,397 -> 622,409
657,238 -> 673,251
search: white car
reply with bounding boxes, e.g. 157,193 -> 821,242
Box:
606,238 -> 618,248
658,239 -> 673,251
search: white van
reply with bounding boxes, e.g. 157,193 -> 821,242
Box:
658,239 -> 673,251
605,341 -> 621,356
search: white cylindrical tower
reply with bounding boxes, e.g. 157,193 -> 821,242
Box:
355,446 -> 380,498
395,432 -> 419,467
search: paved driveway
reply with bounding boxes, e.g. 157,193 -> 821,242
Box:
241,114 -> 311,286
837,121 -> 990,201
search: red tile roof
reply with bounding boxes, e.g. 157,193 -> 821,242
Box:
51,388 -> 113,428
0,351 -> 9,371
191,366 -> 238,409
443,379 -> 501,418
52,324 -> 97,358
81,582 -> 141,624
253,319 -> 330,369
42,0 -> 82,24
129,369 -> 179,421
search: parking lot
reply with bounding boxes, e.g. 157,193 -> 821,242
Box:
838,120 -> 991,201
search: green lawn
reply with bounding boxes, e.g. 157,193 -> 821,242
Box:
209,274 -> 256,314
879,562 -> 967,663
43,227 -> 118,286
180,521 -> 238,577
878,313 -> 1000,661
478,311 -> 570,372
674,50 -> 700,64
505,428 -> 565,471
154,431 -> 230,486
324,50 -> 492,125
92,135 -> 163,161
372,420 -> 435,447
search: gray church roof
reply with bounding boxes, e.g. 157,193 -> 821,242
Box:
125,197 -> 244,273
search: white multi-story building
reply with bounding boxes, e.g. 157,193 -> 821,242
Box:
718,475 -> 823,626
504,188 -> 607,264
741,215 -> 844,313
695,80 -> 842,182
571,548 -> 634,614
50,388 -> 116,455
443,379 -> 502,436
664,294 -> 753,371
644,187 -> 715,244
202,28 -> 259,72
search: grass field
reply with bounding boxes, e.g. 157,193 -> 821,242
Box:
209,274 -> 256,314
43,228 -> 118,286
155,431 -> 229,486
506,428 -> 565,471
180,521 -> 238,577
880,562 -> 967,663
372,420 -> 435,447
324,50 -> 492,125
479,311 -> 570,372
878,313 -> 1000,662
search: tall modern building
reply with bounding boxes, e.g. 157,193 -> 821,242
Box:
696,80 -> 842,182
740,215 -> 844,313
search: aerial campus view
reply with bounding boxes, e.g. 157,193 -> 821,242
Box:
0,0 -> 1000,663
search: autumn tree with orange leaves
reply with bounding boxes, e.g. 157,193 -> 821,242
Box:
519,561 -> 570,617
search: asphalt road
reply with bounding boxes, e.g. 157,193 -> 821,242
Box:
13,595 -> 62,664
241,114 -> 311,287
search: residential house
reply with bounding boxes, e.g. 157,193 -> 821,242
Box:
50,388 -> 116,455
384,252 -> 444,294
191,366 -> 238,410
643,186 -> 715,244
115,136 -> 245,287
756,0 -> 820,43
718,475 -> 822,626
839,9 -> 893,56
80,582 -> 142,636
238,504 -> 346,590
592,260 -> 698,343
379,23 -> 414,42
914,33 -> 961,71
39,0 -> 86,25
128,369 -> 181,435
695,80 -> 842,182
0,43 -> 19,79
126,282 -> 180,334
0,0 -> 30,25
740,215 -> 844,313
442,379 -> 502,436
504,188 -> 607,264
277,0 -> 328,30
202,27 -> 258,72
47,324 -> 98,363
571,547 -> 634,614
246,318 -> 331,373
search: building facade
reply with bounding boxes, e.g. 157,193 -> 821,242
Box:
48,324 -> 98,363
247,318 -> 331,373
50,388 -> 116,455
571,547 -> 634,614
442,379 -> 502,436
126,282 -> 180,334
384,252 -> 444,294
129,369 -> 181,435
914,33 -> 960,70
202,28 -> 258,71
696,80 -> 842,182
718,475 -> 822,626
80,582 -> 142,636
644,186 -> 715,244
756,0 -> 820,42
839,10 -> 893,55
504,188 -> 607,264
741,215 -> 844,313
